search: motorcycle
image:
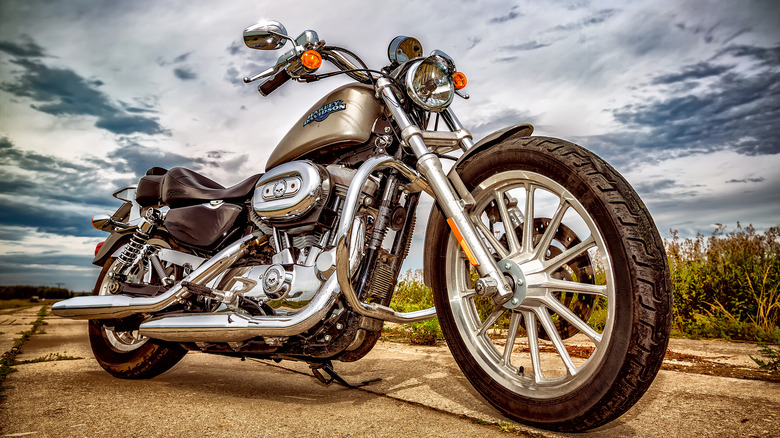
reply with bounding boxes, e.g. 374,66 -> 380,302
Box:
53,21 -> 672,432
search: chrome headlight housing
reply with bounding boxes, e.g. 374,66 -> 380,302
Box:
405,51 -> 456,112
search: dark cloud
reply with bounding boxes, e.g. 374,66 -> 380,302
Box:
632,179 -> 678,193
173,52 -> 192,63
0,36 -> 45,58
551,9 -> 619,32
0,138 -> 91,173
0,253 -> 96,270
156,52 -> 193,67
173,67 -> 197,81
0,254 -> 101,291
651,62 -> 733,85
502,41 -> 550,51
637,177 -> 780,238
227,40 -> 243,56
0,136 -> 205,241
718,44 -> 780,67
726,177 -> 765,184
489,8 -> 522,24
0,197 -> 102,238
586,43 -> 780,166
1,54 -> 166,136
104,138 -> 206,176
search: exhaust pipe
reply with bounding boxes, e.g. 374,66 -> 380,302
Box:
334,155 -> 437,324
138,273 -> 339,343
52,234 -> 263,319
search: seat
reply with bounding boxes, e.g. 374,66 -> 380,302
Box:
161,167 -> 261,206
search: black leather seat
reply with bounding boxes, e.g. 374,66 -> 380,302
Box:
161,167 -> 261,206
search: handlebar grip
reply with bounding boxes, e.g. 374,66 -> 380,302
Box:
258,69 -> 291,96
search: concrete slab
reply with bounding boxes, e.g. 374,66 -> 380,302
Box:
0,306 -> 43,360
2,310 -> 779,437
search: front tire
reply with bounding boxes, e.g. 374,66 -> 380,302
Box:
89,258 -> 187,379
427,137 -> 671,431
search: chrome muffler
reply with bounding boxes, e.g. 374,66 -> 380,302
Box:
137,273 -> 339,342
51,234 -> 263,319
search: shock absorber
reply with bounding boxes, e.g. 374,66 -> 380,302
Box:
108,209 -> 162,285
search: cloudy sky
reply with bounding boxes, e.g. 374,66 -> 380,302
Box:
1,0 -> 778,291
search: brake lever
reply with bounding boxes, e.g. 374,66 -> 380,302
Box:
243,65 -> 278,83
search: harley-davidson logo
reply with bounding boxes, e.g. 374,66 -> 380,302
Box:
303,100 -> 347,126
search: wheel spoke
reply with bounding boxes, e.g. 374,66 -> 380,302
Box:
521,310 -> 543,382
502,311 -> 522,366
540,295 -> 603,344
544,235 -> 596,273
533,198 -> 569,260
461,288 -> 478,299
473,216 -> 510,259
477,306 -> 506,337
494,190 -> 522,255
534,306 -> 578,376
534,279 -> 608,298
522,185 -> 535,254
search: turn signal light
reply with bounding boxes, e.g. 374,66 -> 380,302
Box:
301,50 -> 322,70
453,71 -> 467,89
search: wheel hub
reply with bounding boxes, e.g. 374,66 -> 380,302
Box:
499,258 -> 527,309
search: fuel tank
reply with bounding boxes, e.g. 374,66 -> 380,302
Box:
266,83 -> 383,170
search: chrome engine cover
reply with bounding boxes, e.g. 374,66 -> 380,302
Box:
253,161 -> 330,223
217,263 -> 323,311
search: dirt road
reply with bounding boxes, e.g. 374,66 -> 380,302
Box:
1,305 -> 778,437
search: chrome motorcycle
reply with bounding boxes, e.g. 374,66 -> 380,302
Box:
53,21 -> 671,432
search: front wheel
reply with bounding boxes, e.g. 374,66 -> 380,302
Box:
427,137 -> 671,432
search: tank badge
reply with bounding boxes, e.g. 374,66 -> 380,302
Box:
303,100 -> 347,126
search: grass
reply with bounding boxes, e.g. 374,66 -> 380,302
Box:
667,224 -> 780,343
385,223 -> 779,348
16,352 -> 83,365
750,343 -> 780,374
389,272 -> 443,345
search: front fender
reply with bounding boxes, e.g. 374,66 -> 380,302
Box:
423,123 -> 534,287
452,123 -> 533,174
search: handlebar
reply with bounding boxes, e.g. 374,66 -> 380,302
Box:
243,36 -> 374,96
258,70 -> 291,96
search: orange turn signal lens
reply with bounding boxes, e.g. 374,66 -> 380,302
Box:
447,218 -> 480,266
453,71 -> 467,89
301,50 -> 322,70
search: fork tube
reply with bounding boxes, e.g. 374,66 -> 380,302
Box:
375,78 -> 513,304
441,109 -> 475,152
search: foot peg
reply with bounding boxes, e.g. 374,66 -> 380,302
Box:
309,360 -> 381,388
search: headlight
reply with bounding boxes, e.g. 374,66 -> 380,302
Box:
405,51 -> 456,112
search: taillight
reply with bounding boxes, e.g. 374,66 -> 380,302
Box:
95,241 -> 105,256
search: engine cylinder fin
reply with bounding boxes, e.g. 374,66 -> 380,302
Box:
366,249 -> 396,304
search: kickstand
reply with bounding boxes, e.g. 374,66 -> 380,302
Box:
309,360 -> 381,388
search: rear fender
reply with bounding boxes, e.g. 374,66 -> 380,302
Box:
92,229 -> 135,266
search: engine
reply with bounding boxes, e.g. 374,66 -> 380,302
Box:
215,160 -> 377,314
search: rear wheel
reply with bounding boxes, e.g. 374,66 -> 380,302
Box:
427,137 -> 671,431
88,256 -> 187,379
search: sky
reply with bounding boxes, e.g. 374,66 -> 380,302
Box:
0,0 -> 778,291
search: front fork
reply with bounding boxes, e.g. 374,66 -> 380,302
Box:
376,78 -> 514,306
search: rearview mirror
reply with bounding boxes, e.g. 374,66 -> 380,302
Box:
243,21 -> 288,50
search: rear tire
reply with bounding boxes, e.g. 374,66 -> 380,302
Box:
427,137 -> 671,431
89,258 -> 187,379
